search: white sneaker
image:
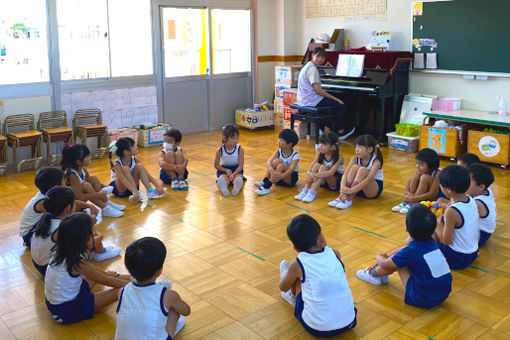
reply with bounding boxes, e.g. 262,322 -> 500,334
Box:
175,315 -> 185,336
294,189 -> 308,200
129,191 -> 141,202
339,126 -> 356,141
171,180 -> 180,190
280,260 -> 289,278
147,187 -> 166,199
281,290 -> 296,306
102,205 -> 124,218
328,198 -> 342,207
157,279 -> 172,290
381,275 -> 389,283
356,269 -> 384,285
336,200 -> 352,209
91,245 -> 122,261
101,186 -> 114,195
107,200 -> 125,211
254,181 -> 265,188
392,202 -> 406,212
217,177 -> 229,197
255,187 -> 271,195
232,176 -> 244,196
302,191 -> 316,203
400,203 -> 410,214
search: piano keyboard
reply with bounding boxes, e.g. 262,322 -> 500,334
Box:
321,84 -> 375,92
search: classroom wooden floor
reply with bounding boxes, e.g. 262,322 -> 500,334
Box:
0,129 -> 510,339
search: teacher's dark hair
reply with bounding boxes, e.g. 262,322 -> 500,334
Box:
312,47 -> 326,58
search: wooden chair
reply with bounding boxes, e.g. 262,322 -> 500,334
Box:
0,126 -> 7,175
4,114 -> 43,172
38,110 -> 74,166
73,109 -> 108,159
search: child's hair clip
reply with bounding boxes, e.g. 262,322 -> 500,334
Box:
109,141 -> 118,153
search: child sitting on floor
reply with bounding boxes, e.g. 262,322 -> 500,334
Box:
457,153 -> 480,168
279,214 -> 356,337
467,163 -> 496,247
214,124 -> 245,197
115,237 -> 191,340
356,204 -> 452,308
255,129 -> 300,196
159,129 -> 189,191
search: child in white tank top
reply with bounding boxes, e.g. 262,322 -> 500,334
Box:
115,237 -> 190,340
467,164 -> 497,247
435,165 -> 479,269
214,125 -> 245,197
295,131 -> 344,203
279,215 -> 356,337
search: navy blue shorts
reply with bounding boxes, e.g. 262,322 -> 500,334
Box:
320,172 -> 342,191
479,230 -> 492,247
46,280 -> 95,324
22,223 -> 38,247
160,168 -> 189,185
357,179 -> 383,199
32,259 -> 47,276
438,243 -> 478,270
276,171 -> 299,187
109,181 -> 137,198
294,293 -> 356,337
216,165 -> 244,178
403,276 -> 449,309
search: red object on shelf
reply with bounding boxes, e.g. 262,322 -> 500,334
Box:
311,47 -> 413,70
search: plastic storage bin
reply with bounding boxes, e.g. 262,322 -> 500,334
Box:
108,128 -> 138,145
387,132 -> 419,152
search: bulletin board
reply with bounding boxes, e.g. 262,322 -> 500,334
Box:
306,0 -> 386,19
412,0 -> 510,73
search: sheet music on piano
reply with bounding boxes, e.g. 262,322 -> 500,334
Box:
336,54 -> 365,77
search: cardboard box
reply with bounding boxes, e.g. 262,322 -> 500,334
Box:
275,84 -> 292,99
275,65 -> 302,86
468,130 -> 510,166
235,109 -> 274,130
293,121 -> 307,138
274,112 -> 290,131
282,88 -> 298,106
108,128 -> 138,145
420,124 -> 467,158
274,98 -> 284,114
283,106 -> 299,121
137,123 -> 172,148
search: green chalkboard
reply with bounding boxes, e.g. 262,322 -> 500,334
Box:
412,0 -> 510,73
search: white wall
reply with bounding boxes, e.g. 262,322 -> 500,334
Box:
256,0 -> 510,111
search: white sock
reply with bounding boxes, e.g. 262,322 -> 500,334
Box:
232,177 -> 244,196
217,177 -> 229,196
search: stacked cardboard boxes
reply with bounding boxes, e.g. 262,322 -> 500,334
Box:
274,65 -> 302,132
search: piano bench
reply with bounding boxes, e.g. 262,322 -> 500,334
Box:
289,105 -> 336,145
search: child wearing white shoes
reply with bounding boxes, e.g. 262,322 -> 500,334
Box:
214,124 -> 245,197
356,204 -> 452,309
328,134 -> 383,210
159,129 -> 189,191
255,129 -> 300,196
295,131 -> 343,203
62,144 -> 124,218
279,214 -> 357,337
115,237 -> 190,340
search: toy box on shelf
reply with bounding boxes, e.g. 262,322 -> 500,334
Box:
420,124 -> 468,159
108,128 -> 138,145
386,132 -> 419,152
136,123 -> 172,148
468,129 -> 510,167
235,109 -> 274,130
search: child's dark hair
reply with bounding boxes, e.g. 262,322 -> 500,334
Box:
164,129 -> 182,143
125,237 -> 167,282
468,163 -> 494,189
50,212 -> 93,273
221,124 -> 239,143
416,148 -> 439,173
439,165 -> 470,193
354,134 -> 383,167
61,144 -> 90,172
406,204 -> 437,242
287,214 -> 321,252
279,128 -> 299,147
109,137 -> 135,168
313,47 -> 326,58
35,167 -> 64,194
318,131 -> 339,164
35,187 -> 75,239
458,153 -> 480,167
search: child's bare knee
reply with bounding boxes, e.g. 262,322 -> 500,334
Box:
272,159 -> 281,167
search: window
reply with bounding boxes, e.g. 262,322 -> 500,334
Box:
0,0 -> 49,85
162,8 -> 207,77
211,9 -> 251,74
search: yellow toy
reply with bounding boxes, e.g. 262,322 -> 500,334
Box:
420,200 -> 443,217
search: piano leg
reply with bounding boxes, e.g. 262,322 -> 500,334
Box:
380,97 -> 386,144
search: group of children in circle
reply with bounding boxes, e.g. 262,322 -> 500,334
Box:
16,122 -> 498,338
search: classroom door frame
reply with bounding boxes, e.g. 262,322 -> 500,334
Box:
152,0 -> 255,135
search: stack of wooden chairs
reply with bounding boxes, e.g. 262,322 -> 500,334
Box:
38,110 -> 74,166
73,109 -> 108,159
4,114 -> 43,172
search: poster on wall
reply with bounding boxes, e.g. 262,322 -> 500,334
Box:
306,0 -> 387,20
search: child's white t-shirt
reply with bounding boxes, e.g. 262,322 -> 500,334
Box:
279,149 -> 300,172
31,218 -> 61,266
475,188 -> 497,234
19,192 -> 46,237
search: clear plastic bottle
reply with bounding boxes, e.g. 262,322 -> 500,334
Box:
498,97 -> 506,116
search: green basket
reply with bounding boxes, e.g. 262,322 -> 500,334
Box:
395,124 -> 419,137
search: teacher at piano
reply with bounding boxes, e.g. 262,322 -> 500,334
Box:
297,47 -> 355,140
